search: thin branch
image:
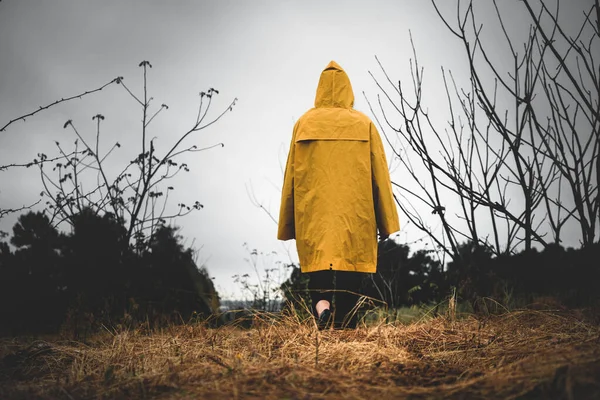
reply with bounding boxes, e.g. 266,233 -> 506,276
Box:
1,78 -> 119,132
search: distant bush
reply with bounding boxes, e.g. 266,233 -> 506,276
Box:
0,210 -> 220,337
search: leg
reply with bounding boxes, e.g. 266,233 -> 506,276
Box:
332,271 -> 363,329
307,270 -> 334,317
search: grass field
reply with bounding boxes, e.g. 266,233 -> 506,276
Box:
1,306 -> 599,399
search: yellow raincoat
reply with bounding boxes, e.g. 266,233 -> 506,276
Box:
277,61 -> 399,273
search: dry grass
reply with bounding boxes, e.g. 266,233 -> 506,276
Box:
1,308 -> 599,399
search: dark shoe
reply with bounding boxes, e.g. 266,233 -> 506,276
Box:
317,309 -> 332,330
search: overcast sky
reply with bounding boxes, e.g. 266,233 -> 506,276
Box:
0,0 -> 593,299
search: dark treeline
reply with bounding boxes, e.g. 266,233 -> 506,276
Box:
282,239 -> 600,313
0,210 -> 219,337
2,208 -> 598,337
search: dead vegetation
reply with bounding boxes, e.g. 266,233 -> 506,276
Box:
1,308 -> 599,399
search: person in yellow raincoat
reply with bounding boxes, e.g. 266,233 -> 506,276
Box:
278,61 -> 399,329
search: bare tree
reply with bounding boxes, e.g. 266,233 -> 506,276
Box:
37,61 -> 237,249
368,0 -> 599,263
0,79 -> 120,220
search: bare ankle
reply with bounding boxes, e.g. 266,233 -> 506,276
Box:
315,300 -> 330,316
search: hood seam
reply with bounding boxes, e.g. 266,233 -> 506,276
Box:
331,70 -> 335,107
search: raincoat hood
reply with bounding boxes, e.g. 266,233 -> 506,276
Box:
314,61 -> 354,109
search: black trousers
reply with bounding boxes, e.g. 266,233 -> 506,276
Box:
307,270 -> 363,328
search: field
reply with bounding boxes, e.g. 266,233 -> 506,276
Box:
1,307 -> 600,399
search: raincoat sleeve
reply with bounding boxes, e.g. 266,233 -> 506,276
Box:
370,122 -> 400,237
277,124 -> 297,240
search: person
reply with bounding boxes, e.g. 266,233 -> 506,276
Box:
277,61 -> 399,329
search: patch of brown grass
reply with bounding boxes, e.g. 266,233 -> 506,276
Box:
1,309 -> 599,399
